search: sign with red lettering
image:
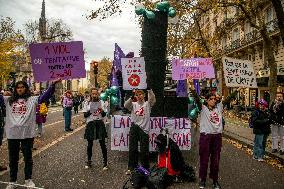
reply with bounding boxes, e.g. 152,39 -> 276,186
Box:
29,41 -> 86,82
121,57 -> 147,90
222,57 -> 257,88
111,115 -> 191,151
171,58 -> 215,80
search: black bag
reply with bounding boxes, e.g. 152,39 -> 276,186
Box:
131,168 -> 148,189
147,166 -> 168,189
180,163 -> 196,182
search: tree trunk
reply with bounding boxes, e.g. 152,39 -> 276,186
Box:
141,11 -> 168,116
271,0 -> 284,44
260,29 -> 277,103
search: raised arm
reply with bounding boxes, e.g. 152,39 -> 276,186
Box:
148,89 -> 156,107
38,79 -> 61,104
124,97 -> 133,112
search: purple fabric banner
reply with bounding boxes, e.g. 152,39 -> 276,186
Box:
114,43 -> 126,71
171,58 -> 215,80
111,66 -> 119,87
29,41 -> 86,82
176,80 -> 188,97
193,79 -> 200,95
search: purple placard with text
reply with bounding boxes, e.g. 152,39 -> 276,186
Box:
29,41 -> 86,82
171,58 -> 215,80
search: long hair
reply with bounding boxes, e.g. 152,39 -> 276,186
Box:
8,81 -> 31,106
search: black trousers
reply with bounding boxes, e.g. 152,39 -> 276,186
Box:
8,138 -> 34,182
87,139 -> 107,166
128,124 -> 149,170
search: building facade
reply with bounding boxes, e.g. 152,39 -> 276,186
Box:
196,1 -> 284,106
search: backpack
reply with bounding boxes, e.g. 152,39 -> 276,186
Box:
39,102 -> 48,115
249,110 -> 259,128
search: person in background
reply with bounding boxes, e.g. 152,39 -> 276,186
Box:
62,90 -> 73,132
73,93 -> 80,114
270,92 -> 284,155
124,89 -> 156,175
0,90 -> 7,172
251,99 -> 271,161
1,79 -> 60,189
83,88 -> 108,170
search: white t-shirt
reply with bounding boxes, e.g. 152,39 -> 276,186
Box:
83,100 -> 103,123
4,96 -> 39,139
130,101 -> 151,133
200,103 -> 223,134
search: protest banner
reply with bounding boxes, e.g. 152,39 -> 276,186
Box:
171,58 -> 215,80
222,57 -> 257,88
121,57 -> 147,90
29,41 -> 86,82
111,115 -> 191,151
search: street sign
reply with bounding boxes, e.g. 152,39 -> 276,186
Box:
29,41 -> 86,82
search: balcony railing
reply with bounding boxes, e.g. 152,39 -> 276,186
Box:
222,19 -> 279,54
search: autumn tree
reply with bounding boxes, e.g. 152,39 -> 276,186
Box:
97,57 -> 112,88
0,17 -> 24,87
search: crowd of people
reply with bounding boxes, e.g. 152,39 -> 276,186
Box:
0,81 -> 284,189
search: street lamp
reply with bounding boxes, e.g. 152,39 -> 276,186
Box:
42,33 -> 67,40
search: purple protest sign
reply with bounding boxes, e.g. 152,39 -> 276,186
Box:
29,41 -> 86,82
171,58 -> 215,80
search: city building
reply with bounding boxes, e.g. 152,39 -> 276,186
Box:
195,1 -> 284,106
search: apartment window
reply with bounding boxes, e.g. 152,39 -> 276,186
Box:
244,21 -> 253,35
248,54 -> 252,61
222,37 -> 227,49
265,6 -> 274,23
232,28 -> 240,41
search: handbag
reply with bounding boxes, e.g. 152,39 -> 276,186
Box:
147,165 -> 168,189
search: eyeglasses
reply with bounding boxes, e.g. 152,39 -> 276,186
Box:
209,97 -> 216,101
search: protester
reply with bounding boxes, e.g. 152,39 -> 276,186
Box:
251,99 -> 271,161
269,92 -> 284,155
62,90 -> 73,132
0,91 -> 7,172
73,93 -> 80,114
35,98 -> 48,137
83,88 -> 108,170
124,89 -> 156,175
1,79 -> 60,189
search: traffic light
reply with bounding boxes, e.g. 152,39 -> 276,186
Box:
93,61 -> 98,74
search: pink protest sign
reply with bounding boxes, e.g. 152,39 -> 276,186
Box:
29,41 -> 86,82
171,58 -> 215,80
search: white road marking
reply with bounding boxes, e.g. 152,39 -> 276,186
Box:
0,181 -> 44,189
0,123 -> 86,176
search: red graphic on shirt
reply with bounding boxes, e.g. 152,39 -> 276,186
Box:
135,107 -> 145,117
209,111 -> 220,125
128,74 -> 140,87
12,100 -> 27,116
93,108 -> 102,116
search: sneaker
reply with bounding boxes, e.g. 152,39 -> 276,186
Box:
280,150 -> 284,155
213,181 -> 221,189
258,158 -> 265,162
84,161 -> 92,169
253,156 -> 258,160
199,180 -> 206,189
103,166 -> 108,171
272,149 -> 277,153
25,179 -> 36,188
125,169 -> 131,175
5,182 -> 17,189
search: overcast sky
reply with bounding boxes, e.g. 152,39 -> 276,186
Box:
0,0 -> 142,70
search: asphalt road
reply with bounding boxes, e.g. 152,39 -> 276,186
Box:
1,110 -> 284,189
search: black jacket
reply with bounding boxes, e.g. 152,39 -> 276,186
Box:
251,109 -> 271,135
269,101 -> 284,125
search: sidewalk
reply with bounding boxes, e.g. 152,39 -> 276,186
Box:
223,115 -> 284,163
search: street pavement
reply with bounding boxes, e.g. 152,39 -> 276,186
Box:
0,109 -> 284,188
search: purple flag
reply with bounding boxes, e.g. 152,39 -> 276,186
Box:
111,66 -> 119,87
193,79 -> 200,95
114,43 -> 125,71
176,80 -> 188,97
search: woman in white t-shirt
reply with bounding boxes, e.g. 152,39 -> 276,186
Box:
124,89 -> 156,175
1,79 -> 60,189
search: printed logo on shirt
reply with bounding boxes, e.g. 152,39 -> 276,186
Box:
135,107 -> 145,117
12,99 -> 27,116
209,111 -> 220,125
93,108 -> 101,116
